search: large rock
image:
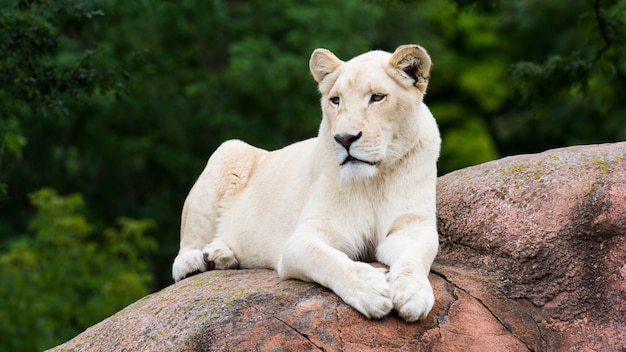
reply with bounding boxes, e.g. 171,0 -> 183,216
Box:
49,142 -> 626,352
435,142 -> 626,351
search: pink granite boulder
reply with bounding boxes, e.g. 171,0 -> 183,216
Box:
49,142 -> 626,352
435,142 -> 626,351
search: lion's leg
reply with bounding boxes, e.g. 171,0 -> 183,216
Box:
277,229 -> 393,319
172,140 -> 259,282
201,238 -> 239,270
376,214 -> 439,322
171,166 -> 220,282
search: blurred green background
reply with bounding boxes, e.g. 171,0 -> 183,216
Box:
1,0 -> 624,350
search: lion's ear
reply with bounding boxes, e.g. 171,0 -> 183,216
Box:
389,45 -> 432,93
310,48 -> 343,83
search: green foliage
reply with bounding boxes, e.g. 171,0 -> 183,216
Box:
0,0 -> 128,115
498,0 -> 626,153
0,0 -> 135,194
0,116 -> 26,196
507,0 -> 625,108
510,55 -> 592,105
0,188 -> 156,351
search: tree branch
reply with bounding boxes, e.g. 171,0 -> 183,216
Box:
593,0 -> 611,63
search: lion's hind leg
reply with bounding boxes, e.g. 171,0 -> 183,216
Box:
172,249 -> 208,281
172,139 -> 261,282
202,238 -> 239,270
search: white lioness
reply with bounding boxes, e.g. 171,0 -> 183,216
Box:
172,45 -> 441,322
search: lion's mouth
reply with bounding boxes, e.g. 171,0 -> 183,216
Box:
341,155 -> 380,166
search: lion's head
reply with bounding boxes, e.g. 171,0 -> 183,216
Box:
310,45 -> 432,180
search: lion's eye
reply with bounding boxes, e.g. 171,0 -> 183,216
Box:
370,93 -> 386,103
330,96 -> 340,105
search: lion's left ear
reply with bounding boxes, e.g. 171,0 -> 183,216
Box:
389,45 -> 432,93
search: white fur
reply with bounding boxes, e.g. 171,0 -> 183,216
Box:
172,45 -> 441,322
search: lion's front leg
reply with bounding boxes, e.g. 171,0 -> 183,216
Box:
277,231 -> 393,319
376,215 -> 439,322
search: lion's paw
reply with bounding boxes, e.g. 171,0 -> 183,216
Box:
389,274 -> 434,322
338,263 -> 393,319
202,241 -> 239,270
172,249 -> 208,282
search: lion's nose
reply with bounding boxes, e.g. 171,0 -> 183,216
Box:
334,132 -> 362,150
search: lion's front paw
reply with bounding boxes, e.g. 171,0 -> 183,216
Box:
337,262 -> 393,319
172,249 -> 209,282
389,274 -> 435,322
202,240 -> 239,270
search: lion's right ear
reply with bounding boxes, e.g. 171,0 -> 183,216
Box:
309,49 -> 343,83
